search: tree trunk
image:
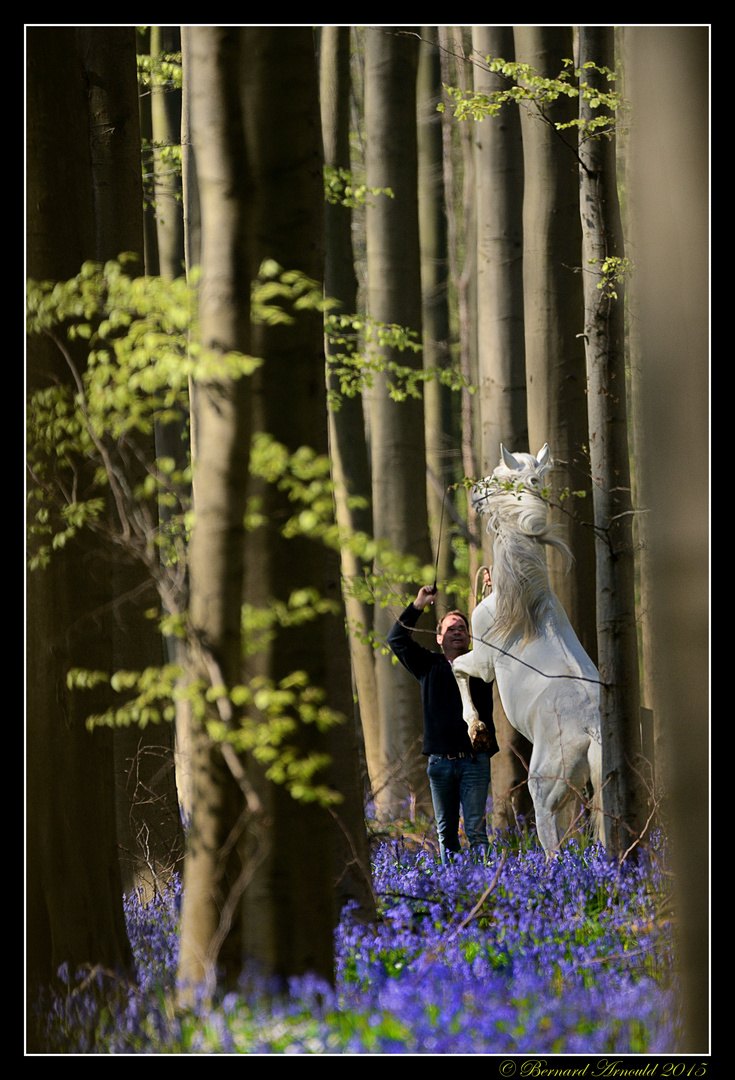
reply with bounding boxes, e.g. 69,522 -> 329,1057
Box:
78,26 -> 145,264
237,26 -> 372,981
365,26 -> 434,819
418,27 -> 456,619
625,25 -> 709,1053
621,43 -> 661,786
578,26 -> 645,860
471,27 -> 527,487
176,26 -> 256,997
77,24 -> 186,902
470,26 -> 535,835
513,25 -> 597,664
174,28 -> 200,826
137,27 -> 160,274
319,26 -> 381,806
150,25 -> 185,279
142,26 -> 192,870
438,27 -> 482,592
26,28 -> 133,1033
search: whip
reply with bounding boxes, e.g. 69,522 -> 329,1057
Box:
432,485 -> 448,592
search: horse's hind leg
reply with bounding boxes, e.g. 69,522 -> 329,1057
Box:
530,790 -> 560,857
528,770 -> 576,858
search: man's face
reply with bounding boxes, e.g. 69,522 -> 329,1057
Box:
437,613 -> 470,656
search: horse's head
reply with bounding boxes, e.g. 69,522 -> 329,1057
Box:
472,444 -> 553,518
470,444 -> 571,643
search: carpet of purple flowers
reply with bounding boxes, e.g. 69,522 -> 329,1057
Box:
33,830 -> 682,1054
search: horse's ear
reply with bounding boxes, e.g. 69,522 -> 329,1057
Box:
536,444 -> 551,470
501,444 -> 522,472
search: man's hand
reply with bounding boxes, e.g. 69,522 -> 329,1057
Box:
414,585 -> 438,611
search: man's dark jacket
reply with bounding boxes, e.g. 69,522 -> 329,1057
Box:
387,602 -> 498,758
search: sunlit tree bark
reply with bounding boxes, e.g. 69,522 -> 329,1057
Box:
470,26 -> 535,835
179,29 -> 374,999
364,26 -> 434,818
471,27 -> 527,494
625,25 -> 709,1054
438,27 -> 481,592
513,25 -> 597,664
177,25 -> 256,996
418,27 -> 456,619
319,26 -> 381,803
149,26 -> 185,280
578,25 -> 645,859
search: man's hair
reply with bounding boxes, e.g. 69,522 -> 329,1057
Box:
437,609 -> 469,634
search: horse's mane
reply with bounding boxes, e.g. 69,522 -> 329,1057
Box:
476,448 -> 572,645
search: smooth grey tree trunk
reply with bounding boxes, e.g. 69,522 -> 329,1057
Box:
177,26 -> 256,998
470,26 -> 535,835
578,25 -> 645,860
365,26 -> 434,819
150,26 -> 185,279
625,25 -> 709,1055
418,27 -> 456,620
319,26 -> 381,805
513,25 -> 597,665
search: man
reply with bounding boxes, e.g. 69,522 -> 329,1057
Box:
386,584 -> 498,863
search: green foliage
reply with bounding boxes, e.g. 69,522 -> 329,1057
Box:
26,258 -> 344,806
25,256 -> 460,581
440,55 -> 627,147
66,664 -> 183,728
252,258 -> 336,325
136,47 -> 183,93
248,432 -> 340,551
26,258 -> 195,571
588,255 -> 634,301
66,658 -> 344,807
323,165 -> 394,209
325,310 -> 473,410
27,257 -> 473,806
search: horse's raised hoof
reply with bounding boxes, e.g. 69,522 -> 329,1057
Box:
468,719 -> 495,754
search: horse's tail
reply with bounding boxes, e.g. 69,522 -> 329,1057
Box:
587,738 -> 606,849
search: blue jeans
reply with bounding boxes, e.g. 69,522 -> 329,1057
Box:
427,753 -> 490,863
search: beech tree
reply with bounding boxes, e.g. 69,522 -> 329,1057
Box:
417,26 -> 456,612
26,27 -> 136,1030
513,26 -> 597,663
178,26 -> 375,998
471,27 -> 527,493
364,26 -> 434,818
625,26 -> 709,1053
78,25 -> 185,900
319,26 -> 381,794
147,26 -> 185,279
175,26 -> 257,996
137,29 -> 193,831
577,26 -> 645,858
470,26 -> 535,834
28,38 -> 706,1024
236,25 -> 375,981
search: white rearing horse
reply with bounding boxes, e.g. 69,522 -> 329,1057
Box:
452,445 -> 604,857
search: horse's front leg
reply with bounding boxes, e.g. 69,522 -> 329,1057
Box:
452,650 -> 480,724
452,651 -> 494,752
